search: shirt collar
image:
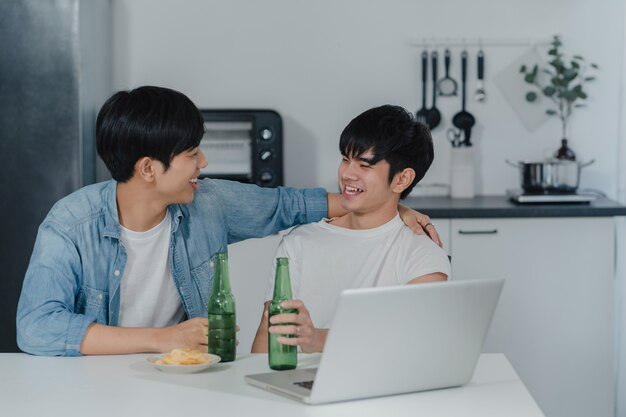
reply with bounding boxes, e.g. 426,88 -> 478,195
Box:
168,204 -> 184,233
102,180 -> 121,239
102,179 -> 185,238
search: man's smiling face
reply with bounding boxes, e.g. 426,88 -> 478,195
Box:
153,146 -> 208,205
338,149 -> 397,215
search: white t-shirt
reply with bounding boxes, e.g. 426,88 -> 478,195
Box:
118,212 -> 185,328
264,214 -> 451,328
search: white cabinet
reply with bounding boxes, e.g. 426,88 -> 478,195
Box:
449,217 -> 615,417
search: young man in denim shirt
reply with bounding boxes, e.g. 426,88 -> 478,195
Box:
16,86 -> 439,356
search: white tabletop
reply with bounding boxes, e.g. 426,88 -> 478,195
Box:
0,353 -> 543,417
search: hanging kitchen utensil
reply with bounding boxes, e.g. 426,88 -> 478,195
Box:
437,49 -> 458,96
452,50 -> 475,146
447,128 -> 462,148
425,50 -> 441,130
415,50 -> 428,125
475,49 -> 486,102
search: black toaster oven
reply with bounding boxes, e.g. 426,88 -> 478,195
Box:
198,109 -> 283,187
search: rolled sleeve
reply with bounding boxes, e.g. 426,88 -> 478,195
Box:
302,187 -> 328,224
64,314 -> 96,356
16,222 -> 92,356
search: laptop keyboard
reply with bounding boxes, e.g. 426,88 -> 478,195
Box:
293,380 -> 314,390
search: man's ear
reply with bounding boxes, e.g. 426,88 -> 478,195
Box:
134,157 -> 157,183
391,168 -> 416,194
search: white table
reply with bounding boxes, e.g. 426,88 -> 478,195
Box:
0,353 -> 543,417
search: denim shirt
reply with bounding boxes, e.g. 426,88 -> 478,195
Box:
16,179 -> 327,356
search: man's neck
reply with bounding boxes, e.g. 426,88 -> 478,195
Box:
116,180 -> 168,232
331,204 -> 398,230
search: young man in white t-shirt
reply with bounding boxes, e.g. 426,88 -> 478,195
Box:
251,105 -> 451,353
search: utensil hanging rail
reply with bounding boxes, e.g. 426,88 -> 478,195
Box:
410,37 -> 554,48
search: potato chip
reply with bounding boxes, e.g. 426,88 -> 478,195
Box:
155,348 -> 210,365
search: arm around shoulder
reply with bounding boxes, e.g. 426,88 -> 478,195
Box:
212,180 -> 328,243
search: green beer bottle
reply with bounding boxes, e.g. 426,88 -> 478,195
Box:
207,251 -> 236,362
268,257 -> 297,370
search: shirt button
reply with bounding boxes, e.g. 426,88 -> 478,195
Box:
98,294 -> 103,301
114,270 -> 120,277
209,261 -> 214,268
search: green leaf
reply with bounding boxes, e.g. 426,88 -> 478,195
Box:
573,55 -> 584,60
571,60 -> 580,69
584,76 -> 595,81
542,69 -> 554,76
591,63 -> 599,69
546,109 -> 558,115
572,86 -> 585,99
524,74 -> 535,83
551,76 -> 563,87
548,48 -> 557,56
575,104 -> 586,108
532,64 -> 538,76
520,65 -> 527,73
543,86 -> 556,96
526,91 -> 538,102
563,69 -> 578,81
563,91 -> 577,102
549,60 -> 565,74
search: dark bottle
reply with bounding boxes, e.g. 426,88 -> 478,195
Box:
555,139 -> 576,161
268,257 -> 297,370
207,251 -> 236,362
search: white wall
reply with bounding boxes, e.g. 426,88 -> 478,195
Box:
112,0 -> 624,198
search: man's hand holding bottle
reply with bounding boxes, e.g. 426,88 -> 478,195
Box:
268,300 -> 328,353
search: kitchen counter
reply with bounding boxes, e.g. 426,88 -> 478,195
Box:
404,195 -> 626,219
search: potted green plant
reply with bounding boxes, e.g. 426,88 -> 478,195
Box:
520,35 -> 598,160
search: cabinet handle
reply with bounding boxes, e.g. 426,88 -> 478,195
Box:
458,229 -> 498,235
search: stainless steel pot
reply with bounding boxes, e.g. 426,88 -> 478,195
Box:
506,159 -> 594,194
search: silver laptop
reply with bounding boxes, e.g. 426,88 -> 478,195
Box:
245,278 -> 504,404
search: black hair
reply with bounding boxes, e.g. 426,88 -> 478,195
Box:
96,86 -> 204,182
339,105 -> 434,199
